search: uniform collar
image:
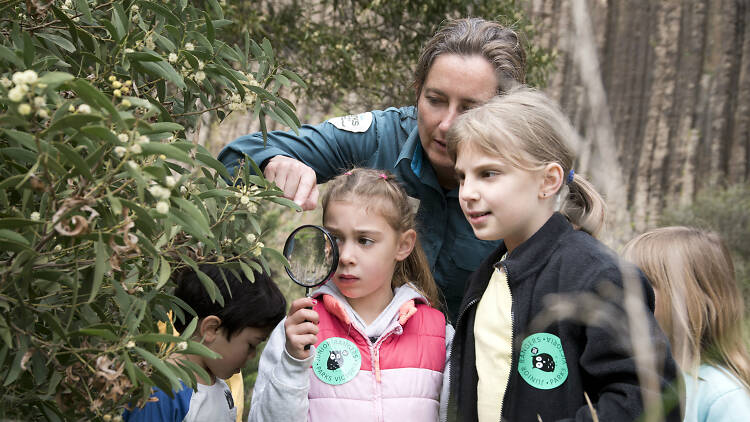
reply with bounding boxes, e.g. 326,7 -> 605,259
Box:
395,124 -> 423,176
394,123 -> 446,194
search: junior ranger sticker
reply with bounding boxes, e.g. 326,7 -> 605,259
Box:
312,337 -> 361,385
517,333 -> 568,390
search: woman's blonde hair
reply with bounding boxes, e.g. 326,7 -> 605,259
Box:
321,168 -> 442,311
446,87 -> 606,237
622,226 -> 750,391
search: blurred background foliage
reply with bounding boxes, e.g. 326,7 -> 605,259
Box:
224,0 -> 555,112
660,183 -> 750,306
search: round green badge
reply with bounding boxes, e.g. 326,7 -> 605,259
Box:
312,337 -> 362,385
517,333 -> 568,390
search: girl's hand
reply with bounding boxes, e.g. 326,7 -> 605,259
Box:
284,297 -> 319,360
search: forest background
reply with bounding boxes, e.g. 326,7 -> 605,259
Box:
0,0 -> 748,421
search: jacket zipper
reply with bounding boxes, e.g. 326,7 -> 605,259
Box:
372,326 -> 399,383
447,296 -> 479,419
497,260 -> 514,422
370,325 -> 400,422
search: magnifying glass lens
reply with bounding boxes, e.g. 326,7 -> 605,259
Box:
283,225 -> 338,351
283,225 -> 338,290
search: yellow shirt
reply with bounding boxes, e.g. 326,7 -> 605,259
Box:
474,265 -> 513,422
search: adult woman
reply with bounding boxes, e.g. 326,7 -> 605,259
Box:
218,18 -> 526,321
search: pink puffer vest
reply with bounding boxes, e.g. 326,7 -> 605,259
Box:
308,294 -> 446,421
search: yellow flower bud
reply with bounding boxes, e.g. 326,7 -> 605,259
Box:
18,103 -> 32,115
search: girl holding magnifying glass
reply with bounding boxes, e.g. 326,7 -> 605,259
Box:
250,168 -> 453,422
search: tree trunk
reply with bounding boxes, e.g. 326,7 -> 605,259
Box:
527,0 -> 750,239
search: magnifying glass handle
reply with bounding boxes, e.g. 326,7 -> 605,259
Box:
304,288 -> 313,351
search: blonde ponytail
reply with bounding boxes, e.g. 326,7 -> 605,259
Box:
560,174 -> 607,238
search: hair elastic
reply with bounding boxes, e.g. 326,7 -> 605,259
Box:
344,171 -> 352,176
567,169 -> 575,184
379,173 -> 387,180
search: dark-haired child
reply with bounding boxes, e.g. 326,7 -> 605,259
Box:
124,264 -> 287,422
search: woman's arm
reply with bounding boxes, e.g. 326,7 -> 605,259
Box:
217,108 -> 411,210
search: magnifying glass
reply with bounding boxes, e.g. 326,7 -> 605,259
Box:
283,224 -> 338,293
283,224 -> 339,349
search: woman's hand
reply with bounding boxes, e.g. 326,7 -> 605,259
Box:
264,156 -> 319,211
284,297 -> 319,360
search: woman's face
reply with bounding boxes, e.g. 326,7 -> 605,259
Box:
416,54 -> 497,188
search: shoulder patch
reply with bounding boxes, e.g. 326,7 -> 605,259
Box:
327,112 -> 373,133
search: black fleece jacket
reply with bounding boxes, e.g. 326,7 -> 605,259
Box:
447,213 -> 682,422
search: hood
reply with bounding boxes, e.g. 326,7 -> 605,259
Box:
312,281 -> 428,339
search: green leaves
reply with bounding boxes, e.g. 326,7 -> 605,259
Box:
136,61 -> 186,90
0,0 -> 303,419
110,2 -> 129,41
0,228 -> 30,246
36,33 -> 76,53
44,114 -> 102,135
125,51 -> 164,62
0,45 -> 23,67
70,79 -> 125,129
89,238 -> 107,303
232,0 -> 550,107
37,71 -> 75,88
133,347 -> 182,392
140,142 -> 191,163
140,1 -> 183,26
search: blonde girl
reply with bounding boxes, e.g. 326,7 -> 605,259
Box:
444,87 -> 681,422
623,226 -> 750,421
250,168 -> 453,422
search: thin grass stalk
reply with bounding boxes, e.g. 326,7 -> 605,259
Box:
621,261 -> 664,422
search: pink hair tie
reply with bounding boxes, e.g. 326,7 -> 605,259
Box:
344,171 -> 352,176
379,173 -> 387,180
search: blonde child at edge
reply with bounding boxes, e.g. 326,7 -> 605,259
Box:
249,168 -> 453,422
623,227 -> 750,422
445,87 -> 682,422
